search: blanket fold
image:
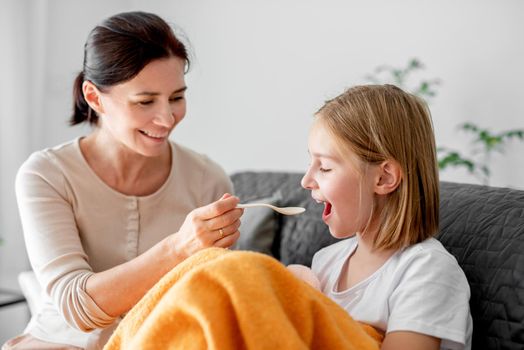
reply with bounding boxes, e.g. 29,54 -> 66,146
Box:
104,248 -> 382,350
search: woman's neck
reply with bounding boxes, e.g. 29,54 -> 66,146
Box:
80,130 -> 171,196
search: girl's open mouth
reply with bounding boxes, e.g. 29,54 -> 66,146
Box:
322,202 -> 332,221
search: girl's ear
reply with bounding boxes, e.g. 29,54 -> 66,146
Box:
375,160 -> 402,195
82,80 -> 104,115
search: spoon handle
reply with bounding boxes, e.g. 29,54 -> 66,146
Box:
236,203 -> 272,209
236,203 -> 305,215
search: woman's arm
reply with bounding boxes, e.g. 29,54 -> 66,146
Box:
86,195 -> 242,317
16,152 -> 242,330
381,331 -> 440,350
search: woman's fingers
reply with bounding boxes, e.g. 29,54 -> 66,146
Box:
173,194 -> 244,257
191,194 -> 243,233
211,217 -> 241,248
213,219 -> 241,240
193,194 -> 240,220
214,230 -> 240,248
205,207 -> 243,231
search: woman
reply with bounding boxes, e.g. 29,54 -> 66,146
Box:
3,11 -> 243,350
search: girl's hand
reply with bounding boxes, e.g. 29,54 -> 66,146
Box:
287,264 -> 321,291
171,193 -> 243,259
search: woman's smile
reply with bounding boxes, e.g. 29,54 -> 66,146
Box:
138,129 -> 170,144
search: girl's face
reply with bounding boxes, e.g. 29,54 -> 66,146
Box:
301,120 -> 379,238
96,57 -> 187,157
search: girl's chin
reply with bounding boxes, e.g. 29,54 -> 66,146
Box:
329,226 -> 351,238
327,226 -> 354,239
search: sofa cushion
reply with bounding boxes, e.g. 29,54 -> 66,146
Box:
437,182 -> 524,349
232,191 -> 282,256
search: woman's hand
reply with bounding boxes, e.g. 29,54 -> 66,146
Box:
171,193 -> 243,259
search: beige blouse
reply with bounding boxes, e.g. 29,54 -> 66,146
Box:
15,138 -> 232,349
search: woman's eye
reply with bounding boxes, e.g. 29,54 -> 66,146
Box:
169,96 -> 184,102
319,167 -> 332,173
138,100 -> 153,106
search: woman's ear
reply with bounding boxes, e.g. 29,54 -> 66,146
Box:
82,80 -> 104,115
375,160 -> 402,195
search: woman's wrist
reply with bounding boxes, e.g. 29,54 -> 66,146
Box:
162,233 -> 187,270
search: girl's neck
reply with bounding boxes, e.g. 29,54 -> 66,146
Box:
354,231 -> 397,260
336,232 -> 398,291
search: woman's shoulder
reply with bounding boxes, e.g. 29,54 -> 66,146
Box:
18,138 -> 80,175
15,139 -> 83,197
170,141 -> 228,179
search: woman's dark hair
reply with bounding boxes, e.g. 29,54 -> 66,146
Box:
71,11 -> 190,126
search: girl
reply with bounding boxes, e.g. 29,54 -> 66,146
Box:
299,84 -> 472,349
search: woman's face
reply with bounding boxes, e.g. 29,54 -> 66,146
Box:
97,57 -> 187,157
301,120 -> 379,238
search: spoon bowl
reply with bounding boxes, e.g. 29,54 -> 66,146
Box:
236,203 -> 306,216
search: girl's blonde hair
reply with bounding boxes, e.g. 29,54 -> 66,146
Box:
317,84 -> 439,250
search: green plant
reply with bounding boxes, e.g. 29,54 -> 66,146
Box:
366,58 -> 524,185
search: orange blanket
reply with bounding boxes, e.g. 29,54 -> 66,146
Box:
104,248 -> 382,350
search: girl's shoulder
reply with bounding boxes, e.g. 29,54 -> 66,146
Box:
393,238 -> 468,287
400,238 -> 458,265
385,238 -> 472,349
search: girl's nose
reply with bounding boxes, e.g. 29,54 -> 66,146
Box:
301,168 -> 315,190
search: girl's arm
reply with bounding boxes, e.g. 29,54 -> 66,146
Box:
381,331 -> 440,350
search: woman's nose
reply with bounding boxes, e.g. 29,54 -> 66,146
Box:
154,104 -> 175,127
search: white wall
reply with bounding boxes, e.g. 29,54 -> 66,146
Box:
0,0 -> 41,342
1,0 -> 523,342
35,0 -> 524,188
143,0 -> 524,188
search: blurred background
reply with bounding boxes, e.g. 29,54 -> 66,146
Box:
1,0 -> 523,342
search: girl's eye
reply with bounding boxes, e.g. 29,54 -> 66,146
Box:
319,167 -> 332,173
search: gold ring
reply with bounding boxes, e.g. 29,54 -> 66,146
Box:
219,228 -> 224,239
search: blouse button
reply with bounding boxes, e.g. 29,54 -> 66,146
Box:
127,198 -> 137,210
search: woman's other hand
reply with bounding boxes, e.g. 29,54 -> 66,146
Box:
172,193 -> 243,259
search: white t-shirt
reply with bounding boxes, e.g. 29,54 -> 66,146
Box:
15,138 -> 232,349
312,237 -> 472,350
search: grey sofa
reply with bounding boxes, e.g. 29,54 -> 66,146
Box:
231,171 -> 524,350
